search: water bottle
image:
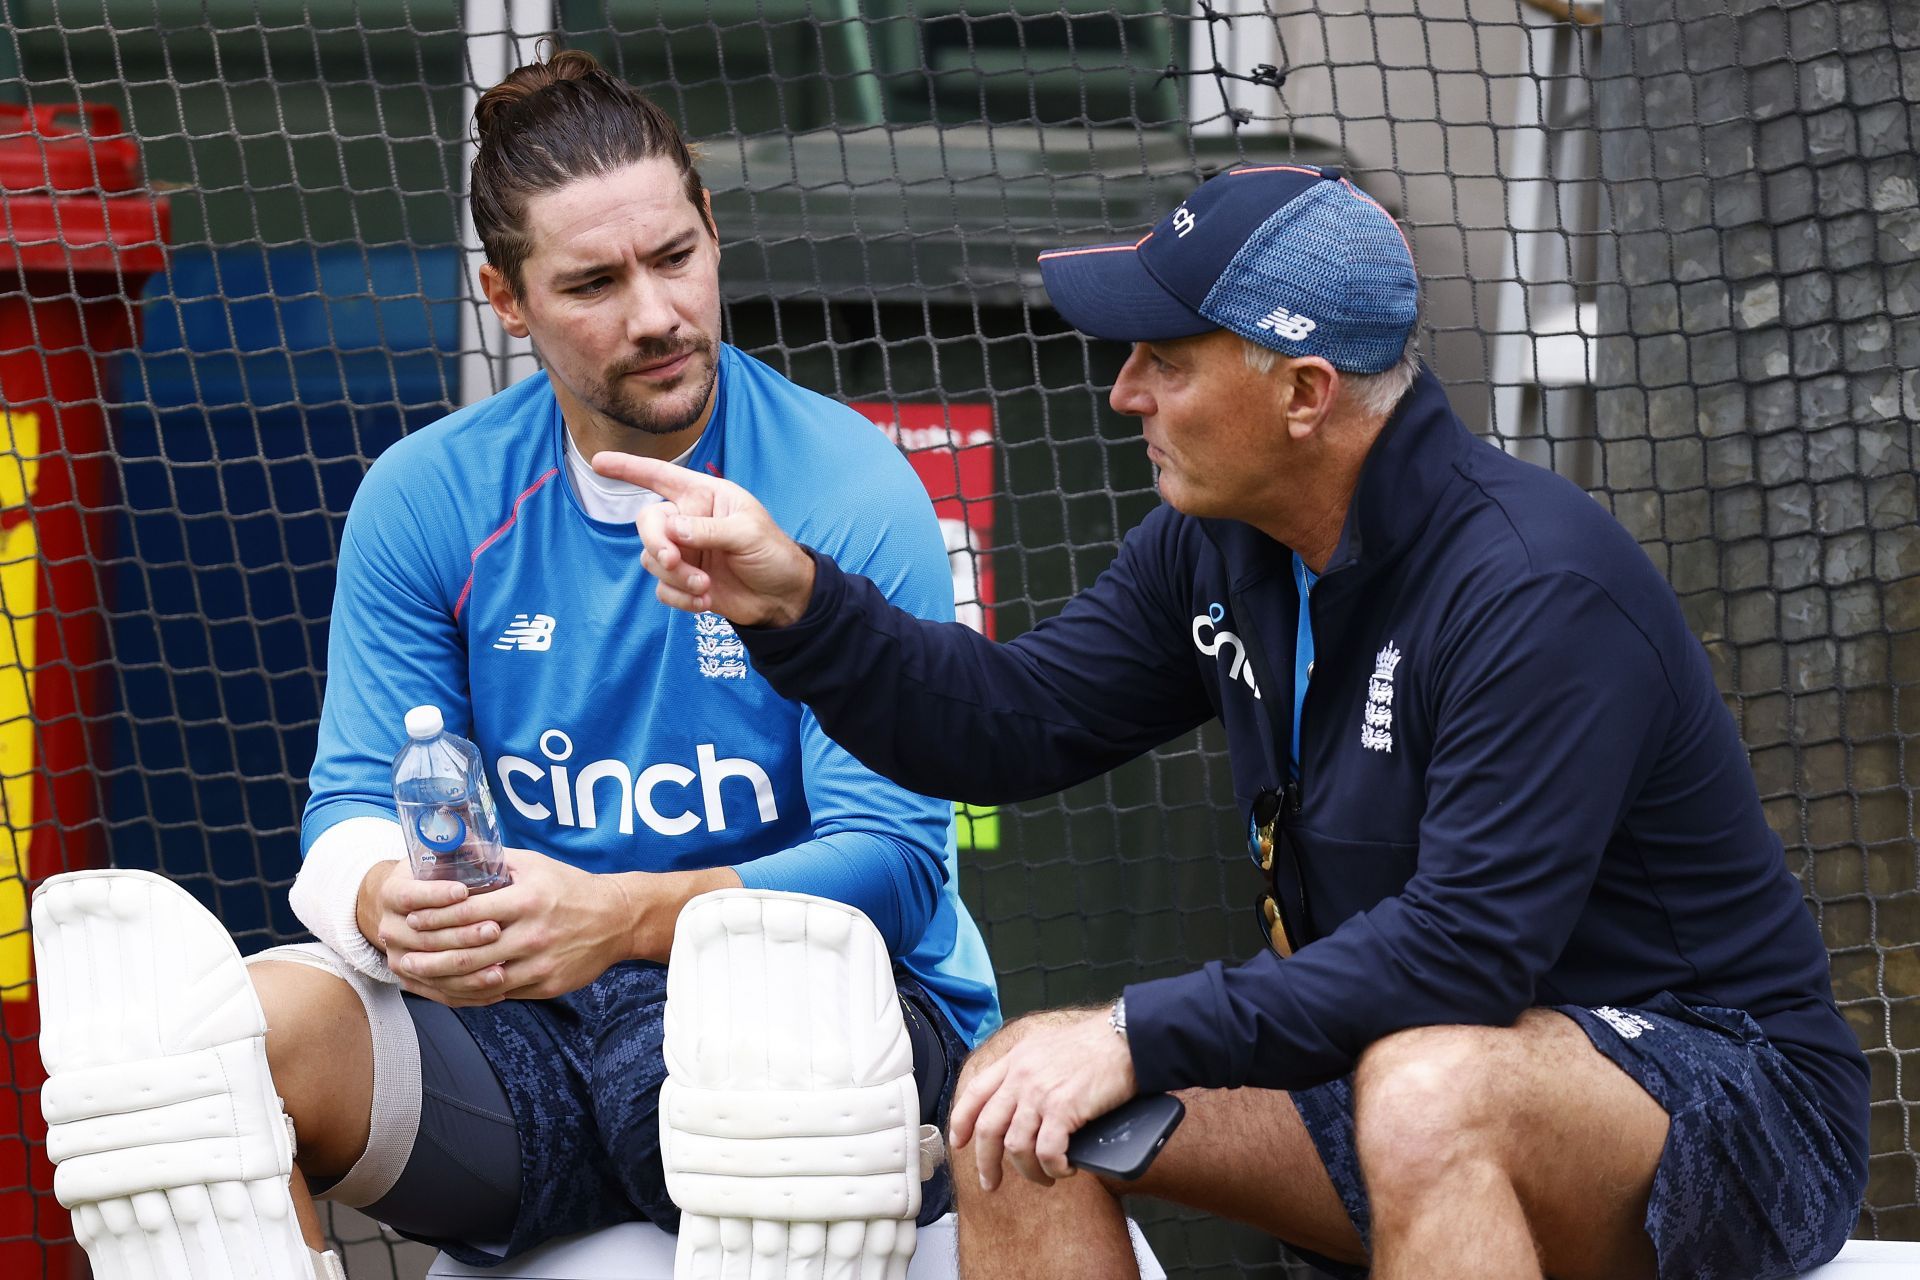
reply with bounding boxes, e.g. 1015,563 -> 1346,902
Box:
392,705 -> 509,893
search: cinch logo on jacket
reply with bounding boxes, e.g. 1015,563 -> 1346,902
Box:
493,729 -> 778,837
1192,603 -> 1262,700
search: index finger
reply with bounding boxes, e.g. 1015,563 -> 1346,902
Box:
406,868 -> 540,931
592,451 -> 713,507
404,895 -> 506,932
381,874 -> 470,913
947,1054 -> 1010,1149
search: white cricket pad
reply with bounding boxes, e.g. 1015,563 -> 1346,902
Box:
33,869 -> 313,1280
662,889 -> 922,1279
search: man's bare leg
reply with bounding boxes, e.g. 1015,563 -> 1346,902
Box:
950,1012 -> 1362,1280
250,960 -> 379,1253
957,1008 -> 1670,1280
949,1013 -> 1135,1280
1355,1010 -> 1669,1280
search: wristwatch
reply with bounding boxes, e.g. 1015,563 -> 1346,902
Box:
1109,995 -> 1128,1042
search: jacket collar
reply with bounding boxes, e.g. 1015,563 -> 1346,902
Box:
1198,367 -> 1471,587
1321,368 -> 1471,578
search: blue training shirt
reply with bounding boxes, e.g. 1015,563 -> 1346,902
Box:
1291,552 -> 1315,776
303,344 -> 1001,1045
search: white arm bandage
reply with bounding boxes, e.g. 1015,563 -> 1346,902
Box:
288,814 -> 409,983
662,889 -> 925,1279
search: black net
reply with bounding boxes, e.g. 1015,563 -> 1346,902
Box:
0,2 -> 1913,1276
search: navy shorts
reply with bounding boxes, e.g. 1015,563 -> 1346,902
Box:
366,960 -> 966,1266
1288,994 -> 1861,1280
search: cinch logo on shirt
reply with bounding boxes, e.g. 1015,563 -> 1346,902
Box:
494,729 -> 778,837
1256,305 -> 1317,343
495,613 -> 556,652
1192,603 -> 1262,700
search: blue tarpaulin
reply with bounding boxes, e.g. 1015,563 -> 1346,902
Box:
107,245 -> 459,945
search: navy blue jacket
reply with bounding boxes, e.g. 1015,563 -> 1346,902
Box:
742,371 -> 1868,1181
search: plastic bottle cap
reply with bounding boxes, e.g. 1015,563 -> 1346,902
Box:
404,705 -> 444,740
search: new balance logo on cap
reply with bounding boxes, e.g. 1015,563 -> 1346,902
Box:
1256,305 -> 1317,343
495,613 -> 556,651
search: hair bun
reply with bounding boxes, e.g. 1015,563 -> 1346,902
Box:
474,47 -> 605,143
469,48 -> 704,295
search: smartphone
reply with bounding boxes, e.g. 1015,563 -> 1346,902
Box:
1065,1092 -> 1185,1180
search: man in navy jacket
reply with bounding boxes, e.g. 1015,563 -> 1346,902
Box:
595,166 -> 1867,1280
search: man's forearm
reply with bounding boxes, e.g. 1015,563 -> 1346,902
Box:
288,815 -> 412,981
615,865 -> 743,962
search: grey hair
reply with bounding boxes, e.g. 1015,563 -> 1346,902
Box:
1240,335 -> 1423,421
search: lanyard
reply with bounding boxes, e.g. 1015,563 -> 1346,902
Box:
1230,565 -> 1315,956
1291,552 -> 1317,778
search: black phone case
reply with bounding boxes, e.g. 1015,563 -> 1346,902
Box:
1066,1092 -> 1186,1180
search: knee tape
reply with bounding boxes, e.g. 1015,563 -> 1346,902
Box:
246,942 -> 421,1210
33,869 -> 314,1280
661,889 -> 923,1279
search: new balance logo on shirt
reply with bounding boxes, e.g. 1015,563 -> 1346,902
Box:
1256,305 -> 1318,343
1592,1006 -> 1658,1040
495,613 -> 557,651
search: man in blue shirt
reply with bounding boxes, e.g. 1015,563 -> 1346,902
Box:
601,165 -> 1868,1280
239,50 -> 998,1271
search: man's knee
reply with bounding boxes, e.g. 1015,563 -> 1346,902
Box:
954,1009 -> 1092,1093
951,1010 -> 1135,1208
248,958 -> 375,1175
1352,1020 -> 1532,1192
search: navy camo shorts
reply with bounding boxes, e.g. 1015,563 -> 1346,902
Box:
393,960 -> 964,1267
1288,994 -> 1861,1280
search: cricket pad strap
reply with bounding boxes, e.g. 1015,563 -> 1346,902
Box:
42,1043 -> 293,1202
662,889 -> 922,1275
32,869 -> 313,1280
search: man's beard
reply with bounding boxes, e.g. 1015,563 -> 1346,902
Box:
593,333 -> 719,436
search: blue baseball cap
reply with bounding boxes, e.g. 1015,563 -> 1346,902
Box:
1038,165 -> 1419,374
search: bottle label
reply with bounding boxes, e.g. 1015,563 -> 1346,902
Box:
413,806 -> 469,854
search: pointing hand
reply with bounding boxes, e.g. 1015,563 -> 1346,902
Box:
591,452 -> 817,628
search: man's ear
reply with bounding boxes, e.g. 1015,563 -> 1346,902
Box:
1284,357 -> 1340,442
479,262 -> 530,340
701,188 -> 719,242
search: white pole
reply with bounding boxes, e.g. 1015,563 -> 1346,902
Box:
1488,10 -> 1556,451
458,0 -> 554,406
1187,1 -> 1285,137
1491,10 -> 1597,466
